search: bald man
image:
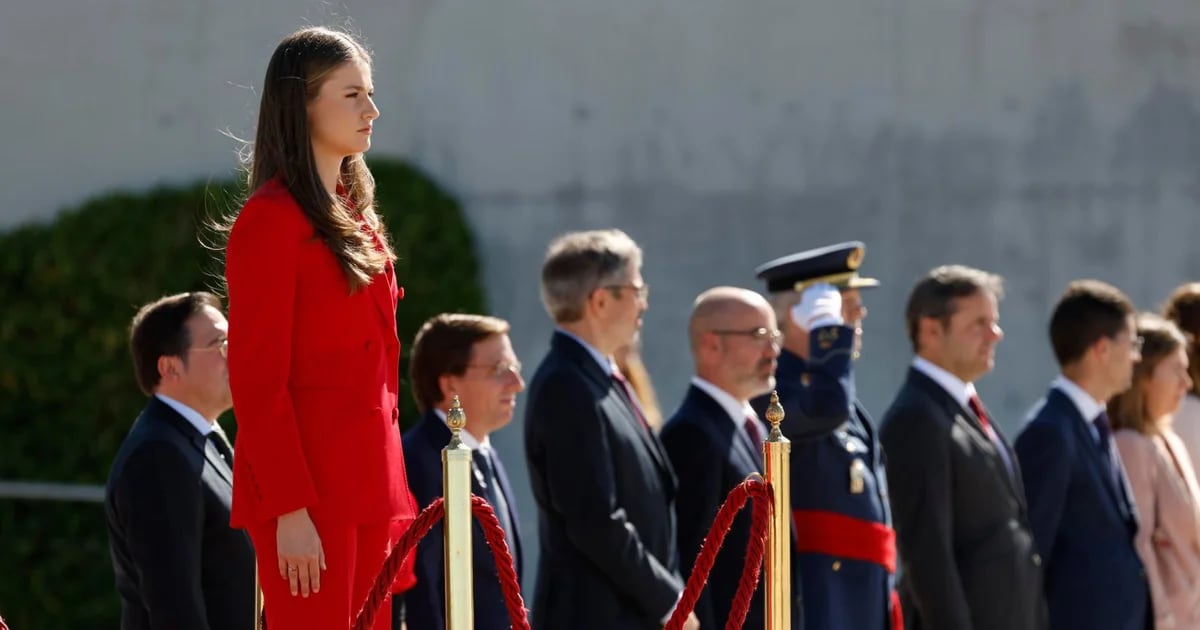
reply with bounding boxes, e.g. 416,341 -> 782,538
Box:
660,287 -> 798,629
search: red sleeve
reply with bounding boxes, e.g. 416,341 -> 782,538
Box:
225,190 -> 319,520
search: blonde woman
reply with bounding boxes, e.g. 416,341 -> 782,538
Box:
1111,313 -> 1200,629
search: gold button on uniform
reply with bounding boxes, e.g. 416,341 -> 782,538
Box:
832,561 -> 842,572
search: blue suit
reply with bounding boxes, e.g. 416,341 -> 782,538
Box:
751,325 -> 894,630
661,384 -> 781,629
1014,388 -> 1150,630
400,410 -> 523,630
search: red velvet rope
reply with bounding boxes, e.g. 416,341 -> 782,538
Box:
468,495 -> 531,630
351,495 -> 530,630
351,478 -> 772,630
664,477 -> 774,630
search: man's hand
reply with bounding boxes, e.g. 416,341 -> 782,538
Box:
682,611 -> 701,630
276,507 -> 326,597
791,282 -> 843,331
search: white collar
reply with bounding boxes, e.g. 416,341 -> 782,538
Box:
911,356 -> 977,409
155,393 -> 216,437
1052,375 -> 1107,424
690,376 -> 759,430
434,408 -> 491,451
557,328 -> 616,375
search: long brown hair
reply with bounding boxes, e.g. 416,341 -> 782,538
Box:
234,26 -> 394,291
1109,312 -> 1187,434
1163,282 -> 1200,396
615,339 -> 664,431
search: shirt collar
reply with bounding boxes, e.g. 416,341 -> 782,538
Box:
911,356 -> 977,409
691,376 -> 758,430
557,328 -> 616,375
155,393 -> 215,437
434,408 -> 491,451
1052,375 -> 1107,423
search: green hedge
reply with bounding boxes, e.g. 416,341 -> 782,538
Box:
0,158 -> 484,627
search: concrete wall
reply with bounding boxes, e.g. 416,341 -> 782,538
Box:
6,0 -> 1200,593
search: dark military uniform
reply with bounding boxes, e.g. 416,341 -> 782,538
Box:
750,242 -> 899,630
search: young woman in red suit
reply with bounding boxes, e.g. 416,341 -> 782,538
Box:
223,27 -> 416,629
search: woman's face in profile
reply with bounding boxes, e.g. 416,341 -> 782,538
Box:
308,59 -> 380,161
1144,346 -> 1193,420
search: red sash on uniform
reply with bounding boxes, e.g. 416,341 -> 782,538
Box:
793,509 -> 904,630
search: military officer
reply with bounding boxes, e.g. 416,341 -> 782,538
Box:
750,241 -> 899,630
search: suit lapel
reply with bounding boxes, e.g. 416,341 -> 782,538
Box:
147,398 -> 234,486
907,369 -> 1021,501
1051,390 -> 1134,525
366,260 -> 397,334
686,386 -> 763,475
490,454 -> 523,569
552,332 -> 677,488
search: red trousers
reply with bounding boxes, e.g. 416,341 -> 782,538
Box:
249,515 -> 394,630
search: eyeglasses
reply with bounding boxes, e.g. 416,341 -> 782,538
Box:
466,360 -> 523,379
711,328 -> 784,346
188,339 -> 228,359
602,282 -> 650,300
1110,334 -> 1144,354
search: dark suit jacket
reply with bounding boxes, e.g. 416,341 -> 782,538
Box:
1014,387 -> 1150,630
400,410 -> 523,629
105,397 -> 256,630
661,384 -> 770,630
880,368 -> 1048,630
524,331 -> 682,629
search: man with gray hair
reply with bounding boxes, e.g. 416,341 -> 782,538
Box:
523,229 -> 698,630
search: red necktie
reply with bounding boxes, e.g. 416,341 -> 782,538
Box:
611,370 -> 651,432
744,415 -> 763,448
967,394 -> 993,434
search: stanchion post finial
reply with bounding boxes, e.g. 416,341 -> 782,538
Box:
763,390 -> 791,630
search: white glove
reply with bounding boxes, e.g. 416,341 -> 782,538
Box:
791,282 -> 844,330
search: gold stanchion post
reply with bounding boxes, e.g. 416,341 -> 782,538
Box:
443,395 -> 474,629
254,568 -> 264,629
763,391 -> 791,630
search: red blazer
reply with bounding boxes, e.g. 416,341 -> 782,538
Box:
225,179 -> 416,528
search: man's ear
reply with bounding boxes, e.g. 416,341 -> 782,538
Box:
918,317 -> 941,349
438,373 -> 458,402
590,286 -> 614,316
156,355 -> 183,382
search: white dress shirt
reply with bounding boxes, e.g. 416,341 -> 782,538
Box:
155,393 -> 216,436
912,357 -> 1016,476
690,376 -> 767,439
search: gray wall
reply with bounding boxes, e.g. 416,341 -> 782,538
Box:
5,0 -> 1200,594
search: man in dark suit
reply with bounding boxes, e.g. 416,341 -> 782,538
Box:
661,287 -> 787,629
751,241 -> 897,630
105,292 -> 255,630
524,229 -> 699,630
397,313 -> 525,629
1015,280 -> 1150,630
879,265 -> 1048,630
